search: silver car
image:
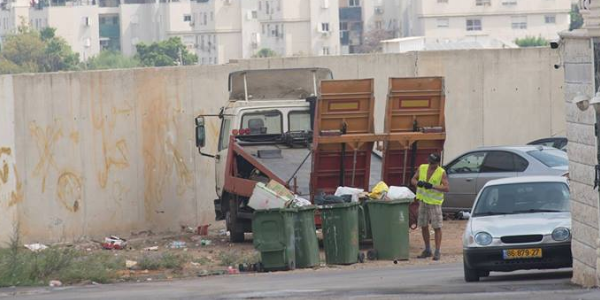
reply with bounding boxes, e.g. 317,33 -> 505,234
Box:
462,176 -> 571,282
443,146 -> 569,213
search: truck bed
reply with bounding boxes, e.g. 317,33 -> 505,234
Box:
242,144 -> 382,197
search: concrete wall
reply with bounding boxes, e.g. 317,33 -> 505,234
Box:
0,48 -> 566,244
561,33 -> 600,287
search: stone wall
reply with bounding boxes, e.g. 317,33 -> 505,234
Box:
561,32 -> 600,287
0,48 -> 566,244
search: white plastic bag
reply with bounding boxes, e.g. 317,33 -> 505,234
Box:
335,186 -> 364,202
386,186 -> 416,200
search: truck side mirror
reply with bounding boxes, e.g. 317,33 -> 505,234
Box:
196,117 -> 206,148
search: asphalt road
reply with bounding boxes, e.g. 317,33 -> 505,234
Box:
1,263 -> 598,300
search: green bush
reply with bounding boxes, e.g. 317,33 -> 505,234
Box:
514,36 -> 549,48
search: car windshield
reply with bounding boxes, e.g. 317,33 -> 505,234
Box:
472,182 -> 570,217
526,149 -> 568,168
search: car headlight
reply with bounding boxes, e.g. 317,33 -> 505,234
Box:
474,232 -> 493,246
552,227 -> 571,241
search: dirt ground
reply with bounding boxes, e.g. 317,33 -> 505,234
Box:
75,219 -> 467,283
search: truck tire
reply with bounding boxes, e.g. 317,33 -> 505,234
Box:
226,196 -> 245,243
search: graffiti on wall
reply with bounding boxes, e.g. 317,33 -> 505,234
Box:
0,147 -> 23,207
30,122 -> 63,193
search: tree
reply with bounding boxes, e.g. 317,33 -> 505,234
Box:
0,24 -> 80,74
357,28 -> 394,53
570,4 -> 584,31
254,48 -> 278,58
135,37 -> 198,67
86,51 -> 141,70
514,36 -> 549,48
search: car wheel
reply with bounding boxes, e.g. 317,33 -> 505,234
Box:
463,259 -> 480,282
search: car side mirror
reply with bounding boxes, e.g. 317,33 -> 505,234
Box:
196,116 -> 206,148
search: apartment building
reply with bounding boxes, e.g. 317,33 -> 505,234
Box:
192,0 -> 340,65
407,0 -> 572,43
1,0 -> 100,60
339,0 -> 401,54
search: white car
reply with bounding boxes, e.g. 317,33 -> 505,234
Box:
462,176 -> 572,282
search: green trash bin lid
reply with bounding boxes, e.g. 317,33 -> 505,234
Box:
295,205 -> 317,212
319,202 -> 360,210
367,198 -> 412,205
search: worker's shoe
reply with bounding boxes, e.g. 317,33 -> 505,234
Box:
433,251 -> 441,261
417,249 -> 432,259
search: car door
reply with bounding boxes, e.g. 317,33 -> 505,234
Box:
476,151 -> 526,192
444,151 -> 487,212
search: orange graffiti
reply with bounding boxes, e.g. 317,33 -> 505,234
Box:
98,139 -> 129,188
57,171 -> 82,212
30,122 -> 63,193
0,147 -> 11,184
70,131 -> 79,144
0,147 -> 11,156
90,81 -> 132,189
8,165 -> 23,207
0,161 -> 8,184
168,141 -> 192,196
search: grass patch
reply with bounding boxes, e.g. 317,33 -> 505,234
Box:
0,228 -> 124,287
0,246 -> 124,287
137,253 -> 190,270
218,250 -> 260,267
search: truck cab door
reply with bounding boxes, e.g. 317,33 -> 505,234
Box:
215,117 -> 232,197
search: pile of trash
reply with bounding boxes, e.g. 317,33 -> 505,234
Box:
314,182 -> 415,205
248,179 -> 415,209
248,180 -> 312,209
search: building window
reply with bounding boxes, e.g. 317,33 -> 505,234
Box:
266,1 -> 270,14
511,16 -> 527,29
252,10 -> 258,19
258,1 -> 261,11
502,0 -> 517,5
203,13 -> 207,25
437,18 -> 449,28
475,0 -> 491,6
322,47 -> 330,55
340,22 -> 348,30
545,15 -> 556,24
183,14 -> 191,22
466,18 -> 482,31
437,0 -> 448,3
375,21 -> 382,29
321,22 -> 330,32
262,24 -> 265,34
349,0 -> 360,7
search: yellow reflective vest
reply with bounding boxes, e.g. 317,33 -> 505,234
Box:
416,164 -> 445,206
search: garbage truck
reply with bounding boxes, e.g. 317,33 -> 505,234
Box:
195,68 -> 446,242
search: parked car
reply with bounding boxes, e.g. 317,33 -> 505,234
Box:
462,176 -> 572,282
528,137 -> 568,152
443,146 -> 569,213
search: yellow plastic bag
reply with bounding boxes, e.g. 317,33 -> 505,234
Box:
369,181 -> 389,200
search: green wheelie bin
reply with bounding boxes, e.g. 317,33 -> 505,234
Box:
358,200 -> 372,242
320,202 -> 360,265
367,199 -> 411,261
252,208 -> 296,271
293,206 -> 320,268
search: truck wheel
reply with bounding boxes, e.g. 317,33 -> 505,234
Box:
463,259 -> 480,282
226,211 -> 245,243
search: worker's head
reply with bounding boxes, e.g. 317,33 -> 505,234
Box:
428,153 -> 441,167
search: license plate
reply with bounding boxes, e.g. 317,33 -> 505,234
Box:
503,248 -> 542,259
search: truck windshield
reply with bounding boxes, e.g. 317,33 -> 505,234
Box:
289,111 -> 311,132
240,111 -> 283,135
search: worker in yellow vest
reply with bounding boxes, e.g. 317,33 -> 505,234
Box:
411,153 -> 450,261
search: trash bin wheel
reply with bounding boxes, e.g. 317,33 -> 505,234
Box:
256,262 -> 264,273
358,252 -> 366,263
367,249 -> 378,261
